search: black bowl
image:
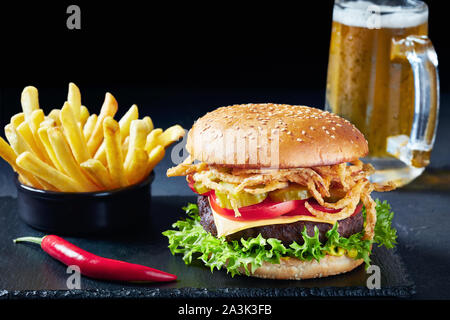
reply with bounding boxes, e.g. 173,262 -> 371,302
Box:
15,172 -> 154,235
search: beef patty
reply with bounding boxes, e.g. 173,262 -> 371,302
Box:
197,195 -> 364,245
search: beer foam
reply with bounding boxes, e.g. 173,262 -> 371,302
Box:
333,0 -> 428,29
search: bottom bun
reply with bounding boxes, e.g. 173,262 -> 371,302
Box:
242,255 -> 364,280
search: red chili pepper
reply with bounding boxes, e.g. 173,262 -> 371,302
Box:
13,235 -> 177,283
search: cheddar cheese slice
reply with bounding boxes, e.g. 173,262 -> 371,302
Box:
209,199 -> 335,238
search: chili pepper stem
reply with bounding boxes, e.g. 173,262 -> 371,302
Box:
13,236 -> 44,246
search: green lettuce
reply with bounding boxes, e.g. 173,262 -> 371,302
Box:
162,199 -> 397,277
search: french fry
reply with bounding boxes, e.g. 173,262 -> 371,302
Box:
142,116 -> 154,133
31,178 -> 58,191
16,151 -> 83,192
60,101 -> 90,164
80,105 -> 90,127
122,136 -> 129,156
16,121 -> 45,161
124,119 -> 151,169
48,127 -> 98,192
0,137 -> 43,188
157,125 -> 185,148
0,83 -> 177,193
146,145 -> 165,175
103,117 -> 127,188
80,159 -> 113,190
125,148 -> 149,185
0,136 -> 26,172
68,82 -> 82,122
119,105 -> 139,140
40,118 -> 57,129
93,104 -> 138,164
144,128 -> 163,153
5,124 -> 33,155
2,130 -> 57,191
10,113 -> 25,128
4,125 -> 52,192
29,109 -> 45,133
29,109 -> 53,164
87,93 -> 118,156
21,86 -> 40,121
48,109 -> 62,126
37,127 -> 65,172
83,114 -> 97,142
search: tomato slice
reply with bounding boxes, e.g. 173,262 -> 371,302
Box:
209,191 -> 301,221
209,191 -> 363,221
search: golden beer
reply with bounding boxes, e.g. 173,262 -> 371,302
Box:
325,1 -> 439,186
326,8 -> 427,157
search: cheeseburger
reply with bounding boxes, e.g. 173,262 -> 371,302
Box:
163,104 -> 397,280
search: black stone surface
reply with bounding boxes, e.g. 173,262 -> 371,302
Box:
0,88 -> 449,300
0,195 -> 414,299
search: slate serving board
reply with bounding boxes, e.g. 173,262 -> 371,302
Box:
0,195 -> 414,299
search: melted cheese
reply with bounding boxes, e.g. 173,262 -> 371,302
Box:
209,199 -> 335,238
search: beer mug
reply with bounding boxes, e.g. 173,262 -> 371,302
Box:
325,0 -> 439,187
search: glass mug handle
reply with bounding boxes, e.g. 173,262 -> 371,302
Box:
388,35 -> 439,168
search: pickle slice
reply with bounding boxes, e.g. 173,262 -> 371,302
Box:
215,182 -> 267,209
193,181 -> 211,194
269,184 -> 311,202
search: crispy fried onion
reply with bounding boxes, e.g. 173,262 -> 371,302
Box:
243,181 -> 289,194
191,170 -> 224,192
305,179 -> 376,240
167,158 -> 392,239
166,162 -> 208,177
224,167 -> 331,196
312,160 -> 375,190
361,183 -> 377,240
373,181 -> 396,192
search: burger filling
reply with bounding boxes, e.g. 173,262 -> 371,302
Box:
167,158 -> 394,240
197,195 -> 364,246
163,158 -> 397,276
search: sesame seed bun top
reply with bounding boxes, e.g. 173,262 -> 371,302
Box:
186,103 -> 368,168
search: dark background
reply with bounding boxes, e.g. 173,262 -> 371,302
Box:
0,0 -> 447,88
0,0 -> 448,127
